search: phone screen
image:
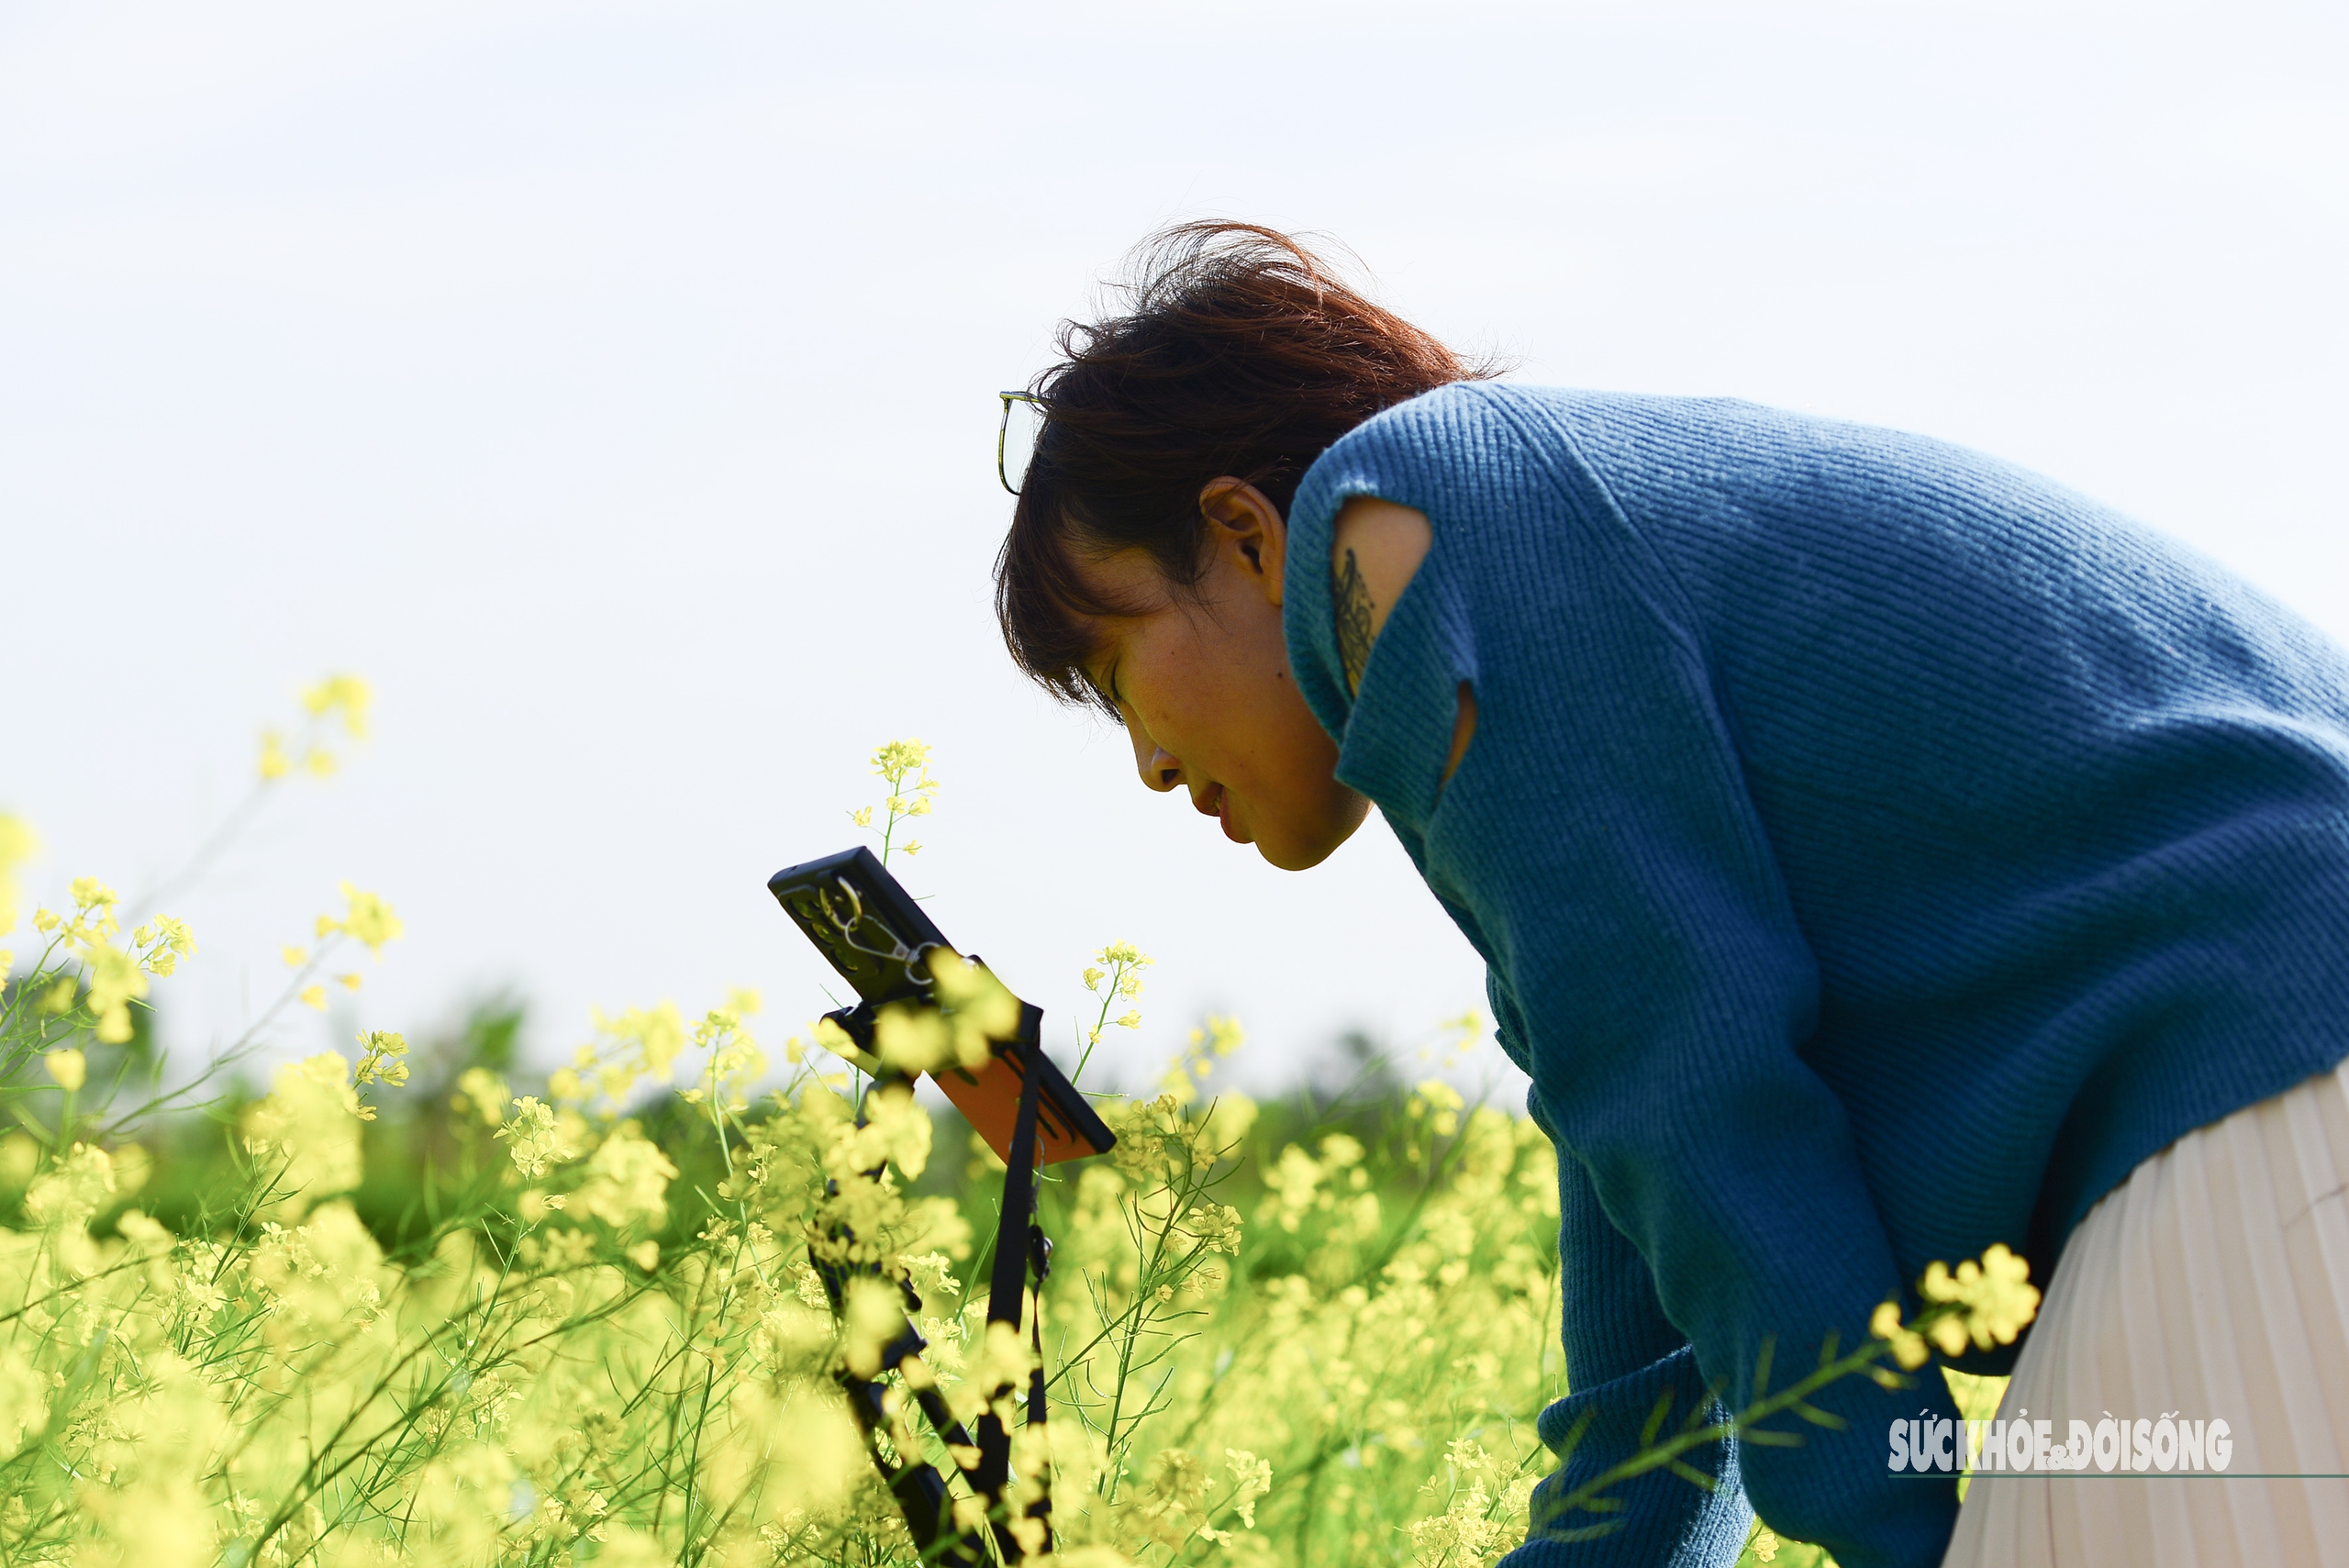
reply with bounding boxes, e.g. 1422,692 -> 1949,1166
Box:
770,848 -> 1115,1165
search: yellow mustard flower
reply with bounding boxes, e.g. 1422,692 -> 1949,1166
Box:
452,1066 -> 509,1126
496,1096 -> 573,1179
573,1125 -> 679,1231
1408,1079 -> 1466,1139
311,882 -> 402,957
300,673 -> 373,739
83,942 -> 147,1043
871,738 -> 931,780
353,1030 -> 409,1088
1870,1299 -> 1932,1371
1920,1241 -> 2041,1352
137,915 -> 195,975
0,814 -> 38,935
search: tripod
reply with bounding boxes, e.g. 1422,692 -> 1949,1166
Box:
770,847 -> 1116,1565
817,1006 -> 1069,1564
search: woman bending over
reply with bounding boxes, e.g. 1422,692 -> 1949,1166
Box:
994,223 -> 2349,1568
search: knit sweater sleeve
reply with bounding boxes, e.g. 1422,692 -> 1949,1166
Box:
1484,980 -> 1750,1566
1285,385 -> 1964,1568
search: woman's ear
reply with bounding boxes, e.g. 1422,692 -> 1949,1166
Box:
1198,478 -> 1290,607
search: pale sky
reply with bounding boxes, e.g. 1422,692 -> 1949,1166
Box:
5,0 -> 2343,1104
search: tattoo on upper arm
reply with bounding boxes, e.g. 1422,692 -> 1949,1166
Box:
1334,546 -> 1376,695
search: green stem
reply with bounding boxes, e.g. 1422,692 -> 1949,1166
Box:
1069,955 -> 1130,1087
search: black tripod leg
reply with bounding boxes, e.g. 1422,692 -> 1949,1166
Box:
1021,1219 -> 1055,1554
970,1040 -> 1046,1548
820,1071 -> 993,1568
840,1369 -> 970,1563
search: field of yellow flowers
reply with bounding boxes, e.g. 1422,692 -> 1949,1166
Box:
0,692 -> 2017,1567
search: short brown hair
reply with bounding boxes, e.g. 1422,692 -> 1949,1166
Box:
993,222 -> 1488,713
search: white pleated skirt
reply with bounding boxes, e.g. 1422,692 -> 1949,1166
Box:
1942,1061 -> 2349,1566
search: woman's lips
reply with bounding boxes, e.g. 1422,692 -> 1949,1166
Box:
1197,783 -> 1248,843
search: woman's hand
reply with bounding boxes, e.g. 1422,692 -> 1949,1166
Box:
1331,496 -> 1477,782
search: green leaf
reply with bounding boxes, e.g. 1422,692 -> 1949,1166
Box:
6,1100 -> 54,1145
1667,1459 -> 1718,1490
1751,1336 -> 1776,1400
1739,1427 -> 1806,1449
1792,1401 -> 1850,1431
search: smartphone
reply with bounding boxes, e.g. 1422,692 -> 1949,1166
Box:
767,847 -> 1114,1167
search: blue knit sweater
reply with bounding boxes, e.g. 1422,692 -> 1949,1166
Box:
1282,384 -> 2349,1568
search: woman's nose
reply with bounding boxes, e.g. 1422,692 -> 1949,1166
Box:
1130,728 -> 1183,792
